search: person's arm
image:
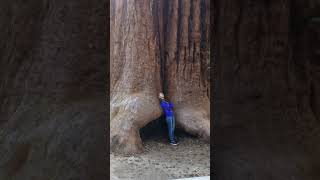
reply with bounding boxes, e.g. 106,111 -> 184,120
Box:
169,102 -> 173,108
160,101 -> 165,109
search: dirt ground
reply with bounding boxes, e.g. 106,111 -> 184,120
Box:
110,135 -> 210,180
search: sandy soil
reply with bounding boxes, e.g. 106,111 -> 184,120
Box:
110,136 -> 210,180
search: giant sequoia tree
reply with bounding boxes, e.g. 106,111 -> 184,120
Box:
110,0 -> 210,154
0,1 -> 108,179
213,0 -> 320,179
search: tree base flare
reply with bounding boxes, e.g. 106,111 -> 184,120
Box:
110,94 -> 162,154
174,104 -> 210,142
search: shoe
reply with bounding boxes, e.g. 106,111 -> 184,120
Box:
170,141 -> 178,145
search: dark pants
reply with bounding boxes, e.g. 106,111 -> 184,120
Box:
165,116 -> 176,143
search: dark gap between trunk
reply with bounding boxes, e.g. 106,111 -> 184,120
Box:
140,116 -> 196,142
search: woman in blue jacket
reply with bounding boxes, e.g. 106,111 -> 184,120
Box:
159,92 -> 178,145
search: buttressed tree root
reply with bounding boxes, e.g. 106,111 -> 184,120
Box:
110,0 -> 210,154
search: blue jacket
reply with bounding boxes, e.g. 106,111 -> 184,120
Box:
160,100 -> 174,117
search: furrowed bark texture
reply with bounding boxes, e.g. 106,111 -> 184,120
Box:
110,0 -> 210,153
164,0 -> 210,140
213,0 -> 320,179
0,1 -> 108,179
110,0 -> 163,154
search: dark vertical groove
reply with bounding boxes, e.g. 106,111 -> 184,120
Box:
162,0 -> 169,94
188,0 -> 194,60
152,2 -> 161,63
200,0 -> 208,86
200,0 -> 206,51
163,0 -> 170,44
153,0 -> 165,93
176,0 -> 182,65
212,0 -> 220,112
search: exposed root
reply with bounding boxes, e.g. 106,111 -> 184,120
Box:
174,104 -> 210,141
110,93 -> 162,154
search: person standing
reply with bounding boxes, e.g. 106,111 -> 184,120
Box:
159,92 -> 178,145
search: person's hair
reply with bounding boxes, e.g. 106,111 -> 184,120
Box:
159,92 -> 164,99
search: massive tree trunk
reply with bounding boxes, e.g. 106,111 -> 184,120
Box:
0,1 -> 108,179
213,0 -> 320,179
164,0 -> 210,140
110,0 -> 163,154
110,0 -> 210,154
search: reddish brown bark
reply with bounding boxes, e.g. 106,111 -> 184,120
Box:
0,0 -> 108,179
164,0 -> 210,140
110,0 -> 210,154
110,0 -> 163,154
213,0 -> 320,179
